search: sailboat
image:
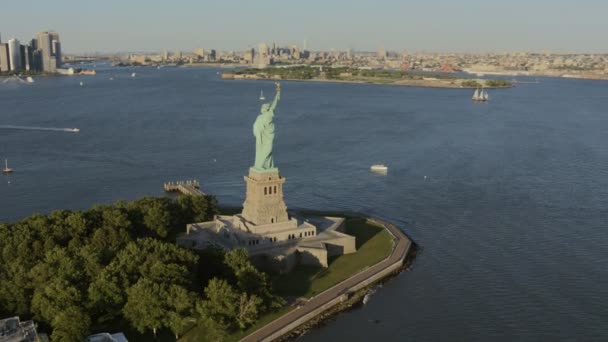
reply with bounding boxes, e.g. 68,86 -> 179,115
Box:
472,88 -> 488,102
472,88 -> 480,101
2,159 -> 13,174
259,90 -> 265,101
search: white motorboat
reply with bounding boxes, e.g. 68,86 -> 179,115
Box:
370,164 -> 388,173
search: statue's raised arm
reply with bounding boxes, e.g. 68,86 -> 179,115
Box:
269,82 -> 281,112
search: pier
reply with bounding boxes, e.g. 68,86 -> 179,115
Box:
163,180 -> 205,196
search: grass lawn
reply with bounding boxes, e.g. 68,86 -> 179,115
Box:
179,307 -> 293,342
273,218 -> 394,298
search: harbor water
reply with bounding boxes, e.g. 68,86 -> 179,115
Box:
1,66 -> 607,341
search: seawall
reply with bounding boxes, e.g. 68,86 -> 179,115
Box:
240,217 -> 413,342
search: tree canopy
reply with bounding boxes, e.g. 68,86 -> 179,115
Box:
0,195 -> 282,341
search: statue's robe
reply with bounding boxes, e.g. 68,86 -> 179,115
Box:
253,111 -> 275,170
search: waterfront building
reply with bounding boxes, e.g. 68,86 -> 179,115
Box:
8,39 -> 21,71
36,31 -> 61,72
30,49 -> 42,72
194,48 -> 205,58
20,44 -> 33,71
0,44 -> 9,72
209,49 -> 216,61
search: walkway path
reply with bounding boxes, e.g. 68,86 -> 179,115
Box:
241,218 -> 412,342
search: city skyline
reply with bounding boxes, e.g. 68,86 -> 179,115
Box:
1,0 -> 607,54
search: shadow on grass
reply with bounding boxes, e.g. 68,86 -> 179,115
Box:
345,218 -> 383,249
273,265 -> 318,298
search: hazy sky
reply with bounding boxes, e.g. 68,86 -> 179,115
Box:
1,0 -> 606,54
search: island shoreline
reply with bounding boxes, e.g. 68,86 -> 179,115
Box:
239,215 -> 415,342
221,74 -> 514,90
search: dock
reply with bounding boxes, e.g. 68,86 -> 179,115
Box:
163,180 -> 205,196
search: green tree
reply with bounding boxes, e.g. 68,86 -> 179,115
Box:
166,285 -> 195,339
224,249 -> 284,311
50,306 -> 91,342
123,278 -> 167,337
237,293 -> 263,329
198,278 -> 239,330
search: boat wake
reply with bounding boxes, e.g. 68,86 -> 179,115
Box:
0,125 -> 80,133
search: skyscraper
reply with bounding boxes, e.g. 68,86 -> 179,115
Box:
194,48 -> 205,58
20,45 -> 32,71
0,43 -> 9,72
377,48 -> 387,60
8,39 -> 22,71
36,31 -> 61,72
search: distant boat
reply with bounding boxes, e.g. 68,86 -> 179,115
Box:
259,90 -> 265,100
70,128 -> 80,133
370,164 -> 388,173
472,88 -> 488,102
79,81 -> 84,87
26,77 -> 34,83
131,72 -> 136,77
2,159 -> 13,174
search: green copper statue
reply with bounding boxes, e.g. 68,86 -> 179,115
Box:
253,82 -> 281,171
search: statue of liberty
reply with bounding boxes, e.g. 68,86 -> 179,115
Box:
253,82 -> 281,171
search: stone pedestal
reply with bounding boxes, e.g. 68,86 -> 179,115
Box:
241,168 -> 289,225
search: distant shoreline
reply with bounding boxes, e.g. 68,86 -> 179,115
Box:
181,62 -> 245,68
220,74 -> 514,90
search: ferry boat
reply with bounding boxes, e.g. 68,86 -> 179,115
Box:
370,164 -> 388,172
2,159 -> 13,174
472,88 -> 489,102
